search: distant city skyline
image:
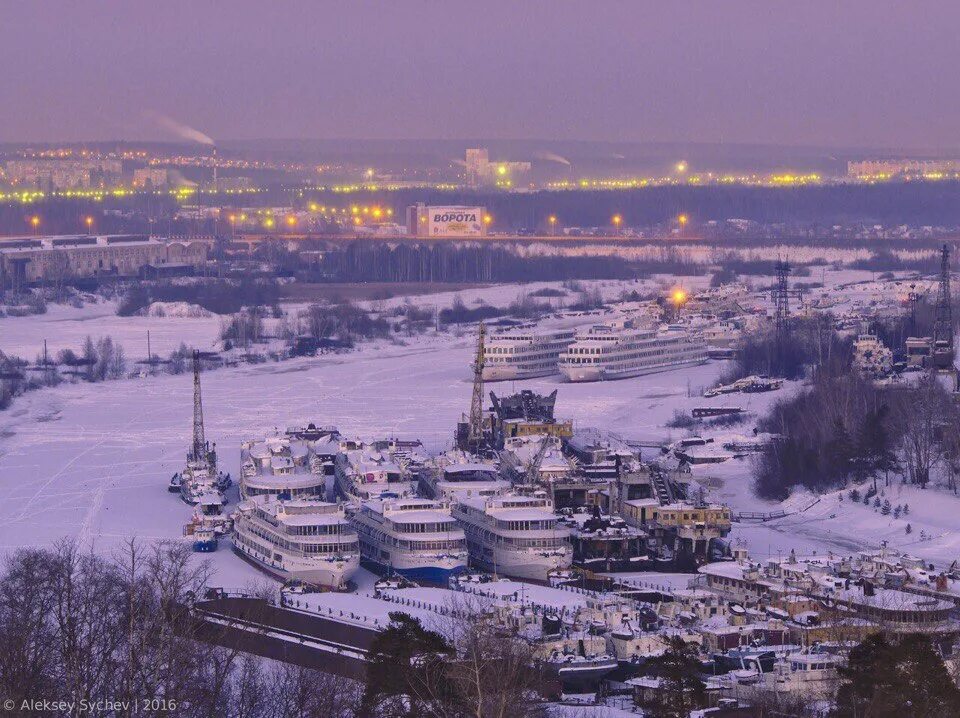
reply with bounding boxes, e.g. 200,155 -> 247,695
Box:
2,2 -> 959,149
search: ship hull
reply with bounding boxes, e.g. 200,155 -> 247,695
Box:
483,365 -> 558,382
232,539 -> 359,591
560,357 -> 707,382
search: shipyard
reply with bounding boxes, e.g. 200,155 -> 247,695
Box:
5,4 -> 960,717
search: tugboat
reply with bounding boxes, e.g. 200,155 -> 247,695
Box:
192,527 -> 218,553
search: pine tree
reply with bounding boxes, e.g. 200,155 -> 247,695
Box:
834,633 -> 960,717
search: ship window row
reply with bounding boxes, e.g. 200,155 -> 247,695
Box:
244,523 -> 356,554
498,519 -> 556,531
394,521 -> 458,534
243,485 -> 323,498
235,532 -> 272,558
465,525 -> 567,549
356,524 -> 464,552
287,523 -> 347,536
302,540 -> 359,554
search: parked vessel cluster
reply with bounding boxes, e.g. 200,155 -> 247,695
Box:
168,332 -> 734,593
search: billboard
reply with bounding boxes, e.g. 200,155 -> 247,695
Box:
426,206 -> 485,237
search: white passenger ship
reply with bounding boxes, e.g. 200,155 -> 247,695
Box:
558,321 -> 707,382
418,450 -> 510,500
483,326 -> 576,381
239,435 -> 327,500
349,498 -> 468,584
232,496 -> 360,590
451,494 -> 572,581
333,441 -> 421,502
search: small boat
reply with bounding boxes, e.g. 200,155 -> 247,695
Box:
192,528 -> 218,553
168,473 -> 183,492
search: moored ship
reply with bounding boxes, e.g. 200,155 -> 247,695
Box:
349,497 -> 468,584
559,320 -> 707,382
232,496 -> 360,590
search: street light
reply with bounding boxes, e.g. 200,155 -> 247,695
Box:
678,213 -> 689,227
548,215 -> 557,236
84,216 -> 94,231
611,214 -> 623,234
29,215 -> 40,234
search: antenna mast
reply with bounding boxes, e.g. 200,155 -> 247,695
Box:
468,322 -> 486,451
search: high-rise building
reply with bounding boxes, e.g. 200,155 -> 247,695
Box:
465,148 -> 490,187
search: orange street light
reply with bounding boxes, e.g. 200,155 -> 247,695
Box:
611,214 -> 623,228
678,213 -> 689,227
84,215 -> 94,230
483,214 -> 493,226
29,215 -> 40,233
670,287 -> 688,306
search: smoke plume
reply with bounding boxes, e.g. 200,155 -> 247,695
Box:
144,110 -> 215,146
535,151 -> 572,166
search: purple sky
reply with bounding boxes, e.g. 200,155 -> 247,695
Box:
2,1 -> 958,148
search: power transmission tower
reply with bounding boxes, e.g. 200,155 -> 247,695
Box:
467,322 -> 486,451
771,260 -> 802,375
191,350 -> 206,463
932,244 -> 955,373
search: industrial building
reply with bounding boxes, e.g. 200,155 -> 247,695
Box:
0,234 -> 209,290
464,147 -> 531,188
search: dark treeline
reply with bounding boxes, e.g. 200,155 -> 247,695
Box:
8,180 -> 960,238
754,373 -> 960,500
117,278 -> 280,316
307,182 -> 960,228
723,315 -> 852,382
323,240 -> 702,283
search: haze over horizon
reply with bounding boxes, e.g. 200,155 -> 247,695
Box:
2,2 -> 959,150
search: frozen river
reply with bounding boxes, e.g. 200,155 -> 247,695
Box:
2,319 -> 956,585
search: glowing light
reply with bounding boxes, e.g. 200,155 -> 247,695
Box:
497,165 -> 507,176
483,214 -> 493,225
372,208 -> 383,219
29,215 -> 40,228
675,161 -> 688,173
548,215 -> 557,224
677,213 -> 689,226
286,216 -> 297,227
309,203 -> 318,211
671,288 -> 688,305
263,217 -> 275,229
84,216 -> 94,228
611,214 -> 622,227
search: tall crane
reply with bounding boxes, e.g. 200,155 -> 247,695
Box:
467,322 -> 486,451
524,435 -> 553,485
